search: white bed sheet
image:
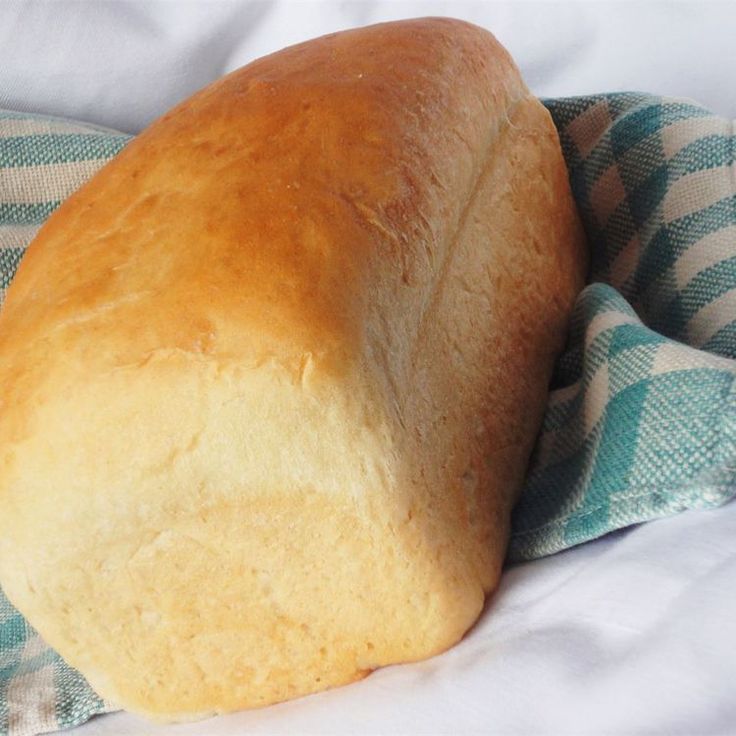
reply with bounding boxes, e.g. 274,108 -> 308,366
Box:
1,2 -> 735,734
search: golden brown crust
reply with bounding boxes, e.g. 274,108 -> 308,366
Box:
0,18 -> 586,720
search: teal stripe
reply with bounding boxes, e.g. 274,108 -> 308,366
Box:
595,195 -> 638,275
0,134 -> 128,168
562,378 -> 651,546
0,247 -> 26,288
8,648 -> 57,678
544,94 -> 606,130
702,320 -> 736,358
0,697 -> 6,735
674,255 -> 736,320
544,392 -> 582,432
556,128 -> 584,170
667,193 -> 736,244
625,161 -> 669,228
0,614 -> 26,650
606,92 -> 654,117
627,195 -> 736,319
516,429 -> 604,533
0,201 -> 59,225
55,664 -> 107,729
668,134 -> 735,175
609,101 -> 712,157
549,288 -> 609,390
0,669 -> 9,736
0,660 -> 22,683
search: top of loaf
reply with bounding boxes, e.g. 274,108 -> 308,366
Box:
0,18 -> 524,391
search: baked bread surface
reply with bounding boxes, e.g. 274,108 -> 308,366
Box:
0,18 -> 586,719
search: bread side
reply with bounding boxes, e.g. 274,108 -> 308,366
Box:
0,18 -> 586,718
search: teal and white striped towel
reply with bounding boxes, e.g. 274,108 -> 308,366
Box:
1,92 -> 735,735
509,93 -> 736,560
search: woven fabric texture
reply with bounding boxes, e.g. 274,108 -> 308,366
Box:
509,93 -> 736,559
0,93 -> 735,734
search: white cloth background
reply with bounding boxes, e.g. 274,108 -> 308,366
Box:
2,0 -> 735,134
1,2 -> 735,734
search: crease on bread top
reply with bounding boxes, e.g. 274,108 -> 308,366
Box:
0,17 -> 587,720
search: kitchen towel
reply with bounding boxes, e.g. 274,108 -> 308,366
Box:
1,92 -> 735,734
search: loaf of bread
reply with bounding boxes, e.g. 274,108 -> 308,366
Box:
0,18 -> 586,720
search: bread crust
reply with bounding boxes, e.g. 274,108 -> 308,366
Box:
0,18 -> 586,719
